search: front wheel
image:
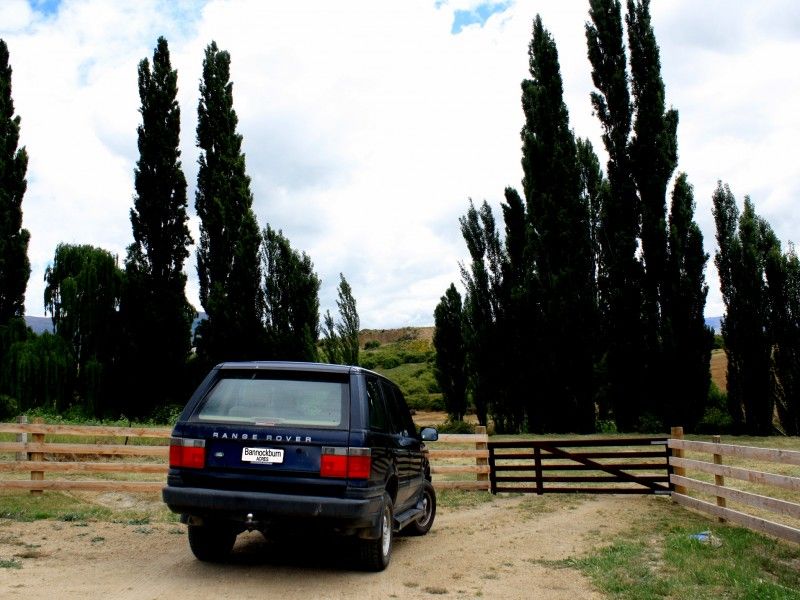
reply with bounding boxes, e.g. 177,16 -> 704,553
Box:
357,491 -> 393,571
404,480 -> 436,536
187,522 -> 237,562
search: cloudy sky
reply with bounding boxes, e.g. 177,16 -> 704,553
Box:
2,0 -> 798,328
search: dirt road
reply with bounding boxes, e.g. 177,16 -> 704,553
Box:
0,493 -> 659,599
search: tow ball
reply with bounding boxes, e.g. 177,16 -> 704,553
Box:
245,513 -> 256,531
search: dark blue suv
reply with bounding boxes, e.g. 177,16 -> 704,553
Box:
162,361 -> 438,571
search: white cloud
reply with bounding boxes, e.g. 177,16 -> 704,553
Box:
3,0 -> 799,327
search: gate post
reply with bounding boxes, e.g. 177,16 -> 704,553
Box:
15,415 -> 27,461
475,426 -> 488,491
712,434 -> 726,522
30,417 -> 44,495
670,426 -> 685,495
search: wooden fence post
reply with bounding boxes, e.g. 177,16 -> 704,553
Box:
671,426 -> 686,495
712,434 -> 726,522
30,417 -> 44,495
15,415 -> 27,461
475,425 -> 488,490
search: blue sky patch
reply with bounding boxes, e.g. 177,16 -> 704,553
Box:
29,0 -> 61,16
451,2 -> 511,34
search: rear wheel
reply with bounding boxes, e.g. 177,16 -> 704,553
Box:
358,492 -> 393,571
404,480 -> 436,536
187,522 -> 237,562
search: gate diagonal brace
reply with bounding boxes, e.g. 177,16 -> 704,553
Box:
542,445 -> 669,492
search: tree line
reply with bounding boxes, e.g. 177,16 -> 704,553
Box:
433,0 -> 800,436
0,37 -> 360,420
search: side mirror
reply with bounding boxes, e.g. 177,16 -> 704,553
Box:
420,427 -> 438,442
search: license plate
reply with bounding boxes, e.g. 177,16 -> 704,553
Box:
241,447 -> 284,464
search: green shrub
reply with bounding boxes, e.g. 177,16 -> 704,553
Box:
596,419 -> 617,434
696,382 -> 733,434
364,340 -> 380,350
435,419 -> 475,434
0,394 -> 19,420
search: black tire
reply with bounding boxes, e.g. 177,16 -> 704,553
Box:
404,480 -> 436,536
187,523 -> 237,562
358,492 -> 393,571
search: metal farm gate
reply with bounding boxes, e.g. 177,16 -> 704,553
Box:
488,437 -> 672,495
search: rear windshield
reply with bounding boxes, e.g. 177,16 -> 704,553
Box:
194,371 -> 349,429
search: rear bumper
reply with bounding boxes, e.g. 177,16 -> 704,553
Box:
162,485 -> 383,530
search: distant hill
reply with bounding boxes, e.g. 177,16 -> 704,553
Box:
24,316 -> 52,334
24,313 -> 208,336
359,326 -> 434,346
24,317 -> 719,339
705,316 -> 722,334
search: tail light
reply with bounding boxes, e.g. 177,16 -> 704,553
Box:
320,447 -> 371,479
169,437 -> 206,469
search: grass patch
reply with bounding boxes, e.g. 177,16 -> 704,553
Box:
0,558 -> 22,569
574,498 -> 800,599
0,491 -> 115,522
0,490 -> 173,523
436,489 -> 494,509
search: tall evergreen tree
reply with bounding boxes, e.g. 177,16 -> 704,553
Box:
713,185 -> 777,434
626,0 -> 679,414
122,37 -> 194,416
0,40 -> 30,324
766,245 -> 800,434
460,200 -> 503,428
586,0 -> 645,431
521,16 -> 595,433
712,182 -> 744,430
433,284 -> 467,421
44,244 -> 123,417
498,186 -> 535,431
262,225 -> 320,361
320,309 -> 342,364
662,174 -> 712,429
195,41 -> 263,365
335,274 -> 360,365
576,138 -> 603,291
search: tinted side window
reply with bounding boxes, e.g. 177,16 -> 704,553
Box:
366,376 -> 390,433
381,380 -> 416,436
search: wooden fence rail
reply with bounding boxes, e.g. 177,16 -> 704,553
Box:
668,430 -> 800,545
0,421 -> 490,493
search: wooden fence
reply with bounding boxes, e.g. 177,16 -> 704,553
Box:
0,420 -> 490,493
0,419 -> 171,493
428,426 -> 490,491
669,429 -> 800,545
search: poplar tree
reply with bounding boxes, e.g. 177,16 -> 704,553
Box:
262,225 -> 320,361
521,16 -> 595,433
627,0 -> 678,406
335,274 -> 360,365
662,174 -> 712,429
0,40 -> 30,324
195,42 -> 263,364
460,200 -> 503,428
123,37 -> 194,415
320,309 -> 342,364
433,284 -> 467,421
766,245 -> 800,434
586,0 -> 645,431
713,185 -> 777,434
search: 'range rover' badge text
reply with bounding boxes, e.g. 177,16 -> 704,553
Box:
212,431 -> 312,442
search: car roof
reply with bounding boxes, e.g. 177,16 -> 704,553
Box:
214,361 -> 363,375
